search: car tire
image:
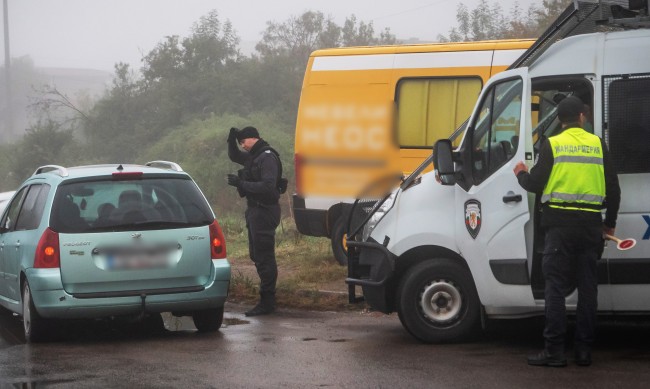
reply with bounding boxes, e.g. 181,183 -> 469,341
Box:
22,281 -> 50,343
192,307 -> 224,332
139,312 -> 166,335
397,258 -> 480,343
330,216 -> 348,266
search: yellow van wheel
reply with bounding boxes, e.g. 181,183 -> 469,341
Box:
330,216 -> 348,266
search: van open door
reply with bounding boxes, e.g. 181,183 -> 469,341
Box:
450,68 -> 537,306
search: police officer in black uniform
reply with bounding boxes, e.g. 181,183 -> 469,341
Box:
513,96 -> 621,367
227,126 -> 282,316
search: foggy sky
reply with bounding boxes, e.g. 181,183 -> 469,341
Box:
2,0 -> 536,71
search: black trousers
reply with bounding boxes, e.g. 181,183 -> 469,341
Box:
245,203 -> 281,296
542,225 -> 603,354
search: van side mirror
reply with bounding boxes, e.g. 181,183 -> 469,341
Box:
433,139 -> 456,186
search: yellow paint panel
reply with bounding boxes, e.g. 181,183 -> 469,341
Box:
296,39 -> 535,198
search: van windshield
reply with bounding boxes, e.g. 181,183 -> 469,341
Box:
51,177 -> 214,233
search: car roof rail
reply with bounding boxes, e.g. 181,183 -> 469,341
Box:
33,165 -> 69,177
145,160 -> 184,172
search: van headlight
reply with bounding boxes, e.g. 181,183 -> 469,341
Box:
362,191 -> 397,241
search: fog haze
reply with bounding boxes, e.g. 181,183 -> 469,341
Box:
3,0 -> 536,71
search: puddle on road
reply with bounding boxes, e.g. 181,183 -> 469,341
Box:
224,318 -> 250,326
3,378 -> 76,387
163,313 -> 249,331
300,337 -> 349,342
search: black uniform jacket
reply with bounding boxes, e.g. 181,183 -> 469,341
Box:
228,138 -> 280,205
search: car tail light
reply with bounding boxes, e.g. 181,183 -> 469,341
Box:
209,220 -> 227,259
34,228 -> 60,268
294,153 -> 303,194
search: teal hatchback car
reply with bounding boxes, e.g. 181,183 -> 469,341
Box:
0,162 -> 230,342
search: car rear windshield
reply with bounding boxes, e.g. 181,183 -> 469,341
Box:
50,176 -> 214,233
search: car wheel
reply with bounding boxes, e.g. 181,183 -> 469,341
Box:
139,312 -> 166,335
330,216 -> 348,266
192,307 -> 224,332
397,258 -> 480,343
22,281 -> 50,343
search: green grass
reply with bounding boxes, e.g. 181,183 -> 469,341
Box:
222,215 -> 354,311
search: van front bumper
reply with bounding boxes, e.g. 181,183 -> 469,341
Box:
346,238 -> 397,313
25,259 -> 231,319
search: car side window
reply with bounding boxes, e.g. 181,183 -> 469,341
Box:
15,184 -> 51,231
0,187 -> 28,232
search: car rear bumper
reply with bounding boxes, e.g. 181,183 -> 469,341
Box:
25,259 -> 231,319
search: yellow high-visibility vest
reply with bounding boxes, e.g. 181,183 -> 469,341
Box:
542,127 -> 605,212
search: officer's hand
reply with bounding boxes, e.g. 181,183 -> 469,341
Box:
227,174 -> 241,188
513,161 -> 528,176
227,127 -> 239,143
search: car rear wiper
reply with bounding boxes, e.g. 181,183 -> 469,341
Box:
87,220 -> 207,232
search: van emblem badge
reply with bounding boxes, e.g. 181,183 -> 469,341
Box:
131,233 -> 142,239
465,200 -> 481,239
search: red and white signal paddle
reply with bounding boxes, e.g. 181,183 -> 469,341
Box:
605,234 -> 636,251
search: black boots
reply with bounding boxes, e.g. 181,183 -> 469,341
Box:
575,349 -> 592,366
245,293 -> 276,317
527,349 -> 592,367
527,350 -> 568,367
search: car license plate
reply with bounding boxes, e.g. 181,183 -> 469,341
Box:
106,250 -> 171,270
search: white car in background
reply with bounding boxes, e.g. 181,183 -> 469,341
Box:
0,191 -> 15,215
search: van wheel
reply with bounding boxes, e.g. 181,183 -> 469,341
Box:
330,216 -> 348,266
22,281 -> 50,343
397,259 -> 480,343
192,307 -> 224,332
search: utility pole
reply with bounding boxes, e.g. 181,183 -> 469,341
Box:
3,0 -> 12,141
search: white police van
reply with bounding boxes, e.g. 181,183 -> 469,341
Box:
346,1 -> 650,342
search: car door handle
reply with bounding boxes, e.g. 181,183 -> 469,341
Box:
503,192 -> 522,203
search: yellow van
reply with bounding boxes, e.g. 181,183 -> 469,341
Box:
292,39 -> 534,264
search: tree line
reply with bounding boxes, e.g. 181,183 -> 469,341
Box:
0,1 -> 570,214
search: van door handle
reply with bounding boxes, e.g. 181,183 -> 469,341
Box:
503,192 -> 522,203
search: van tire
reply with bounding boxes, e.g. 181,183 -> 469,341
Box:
330,216 -> 348,266
192,307 -> 224,332
22,281 -> 50,343
397,258 -> 480,343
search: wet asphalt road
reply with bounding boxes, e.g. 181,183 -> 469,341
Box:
0,304 -> 649,388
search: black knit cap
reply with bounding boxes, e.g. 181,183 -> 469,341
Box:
557,96 -> 586,123
236,126 -> 260,141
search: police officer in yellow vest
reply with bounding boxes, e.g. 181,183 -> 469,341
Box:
513,96 -> 620,367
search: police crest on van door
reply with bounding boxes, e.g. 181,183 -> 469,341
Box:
465,200 -> 481,239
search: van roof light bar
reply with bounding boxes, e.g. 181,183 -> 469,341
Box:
33,165 -> 69,177
145,161 -> 183,172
